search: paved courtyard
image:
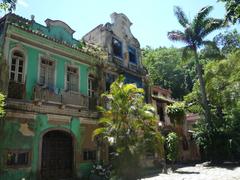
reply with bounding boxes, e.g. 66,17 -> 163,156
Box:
142,163 -> 240,180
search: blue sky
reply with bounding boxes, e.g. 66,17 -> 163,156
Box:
2,0 -> 238,48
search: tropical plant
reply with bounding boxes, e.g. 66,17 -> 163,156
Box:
186,50 -> 240,161
168,6 -> 224,129
0,0 -> 17,12
214,29 -> 240,55
0,92 -> 5,117
166,132 -> 179,163
142,47 -> 196,99
93,75 -> 164,179
166,102 -> 185,125
219,0 -> 240,24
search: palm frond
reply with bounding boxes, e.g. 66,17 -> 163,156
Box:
92,127 -> 107,139
192,6 -> 213,35
200,18 -> 224,38
201,40 -> 217,47
195,6 -> 213,23
168,30 -> 187,44
174,6 -> 190,28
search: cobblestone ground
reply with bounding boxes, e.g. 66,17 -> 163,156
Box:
142,163 -> 240,180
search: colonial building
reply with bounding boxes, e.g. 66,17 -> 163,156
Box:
83,12 -> 147,92
0,13 -> 106,179
151,86 -> 200,162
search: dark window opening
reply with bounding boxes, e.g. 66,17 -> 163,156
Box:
105,73 -> 116,91
7,151 -> 29,166
157,103 -> 165,122
83,150 -> 96,161
153,91 -> 158,96
182,137 -> 189,151
112,38 -> 122,58
128,46 -> 137,64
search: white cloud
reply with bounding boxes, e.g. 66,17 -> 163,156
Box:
17,0 -> 29,8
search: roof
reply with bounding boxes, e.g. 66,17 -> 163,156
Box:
151,95 -> 175,104
4,13 -> 108,60
152,86 -> 172,94
186,113 -> 199,122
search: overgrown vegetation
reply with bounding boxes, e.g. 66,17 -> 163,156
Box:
0,92 -> 5,117
185,50 -> 240,161
166,132 -> 179,163
93,76 -> 164,179
143,4 -> 240,163
167,102 -> 185,125
0,0 -> 17,12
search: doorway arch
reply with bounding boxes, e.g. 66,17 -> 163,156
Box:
40,130 -> 73,179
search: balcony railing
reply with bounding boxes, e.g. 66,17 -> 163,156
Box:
34,85 -> 62,103
33,85 -> 92,109
8,81 -> 25,99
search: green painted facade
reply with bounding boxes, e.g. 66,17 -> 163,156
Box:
0,14 -> 100,179
0,115 -> 84,179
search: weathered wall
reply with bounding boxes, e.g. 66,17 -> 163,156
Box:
0,114 -> 91,179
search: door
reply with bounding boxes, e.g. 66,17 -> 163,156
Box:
41,130 -> 73,179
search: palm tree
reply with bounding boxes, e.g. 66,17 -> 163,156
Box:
168,6 -> 223,128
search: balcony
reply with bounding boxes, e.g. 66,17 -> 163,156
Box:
8,81 -> 25,99
33,85 -> 91,109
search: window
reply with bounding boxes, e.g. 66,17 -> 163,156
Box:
7,151 -> 30,166
105,73 -> 116,91
112,38 -> 122,58
157,102 -> 165,122
10,51 -> 25,83
128,46 -> 137,64
88,75 -> 95,97
83,150 -> 96,161
153,91 -> 158,96
39,58 -> 55,87
66,66 -> 79,91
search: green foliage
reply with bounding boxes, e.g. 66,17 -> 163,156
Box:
168,5 -> 224,128
0,2 -> 9,11
93,75 -> 164,179
214,29 -> 240,55
187,50 -> 240,161
219,0 -> 240,24
0,92 -> 5,117
199,43 -> 224,60
166,132 -> 179,162
0,0 -> 17,12
166,102 -> 185,125
142,47 -> 195,99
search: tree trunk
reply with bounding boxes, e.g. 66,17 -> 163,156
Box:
194,50 -> 212,128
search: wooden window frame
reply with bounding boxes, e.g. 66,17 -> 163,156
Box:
88,75 -> 95,97
38,57 -> 56,87
82,149 -> 97,161
66,65 -> 79,92
112,37 -> 123,59
10,50 -> 25,83
128,46 -> 137,64
5,150 -> 31,168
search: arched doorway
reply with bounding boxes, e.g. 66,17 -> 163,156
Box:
41,130 -> 73,179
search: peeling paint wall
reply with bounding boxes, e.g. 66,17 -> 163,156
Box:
0,114 -> 95,179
